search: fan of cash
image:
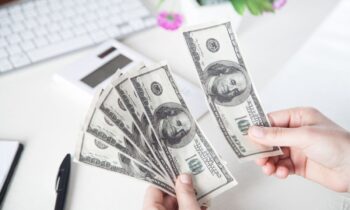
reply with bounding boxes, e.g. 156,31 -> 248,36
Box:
75,21 -> 282,204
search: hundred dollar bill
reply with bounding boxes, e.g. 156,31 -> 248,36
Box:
183,21 -> 282,160
96,84 -> 167,178
75,132 -> 175,195
112,67 -> 176,182
129,62 -> 236,202
83,95 -> 165,177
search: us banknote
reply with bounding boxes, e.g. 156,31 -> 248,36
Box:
75,132 -> 175,195
97,80 -> 174,181
183,21 -> 282,160
129,62 -> 236,202
96,83 -> 167,177
83,96 -> 165,177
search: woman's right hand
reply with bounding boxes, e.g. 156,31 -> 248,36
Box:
248,107 -> 350,192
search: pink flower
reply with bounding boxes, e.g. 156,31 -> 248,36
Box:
273,0 -> 287,9
157,11 -> 183,31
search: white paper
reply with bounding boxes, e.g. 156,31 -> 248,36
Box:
0,140 -> 20,190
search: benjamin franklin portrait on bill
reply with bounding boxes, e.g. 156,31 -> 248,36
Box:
203,60 -> 252,106
154,102 -> 195,149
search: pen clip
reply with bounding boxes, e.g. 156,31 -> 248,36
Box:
55,168 -> 62,192
55,154 -> 71,192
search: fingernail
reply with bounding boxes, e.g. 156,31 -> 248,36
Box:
179,174 -> 192,185
250,126 -> 265,138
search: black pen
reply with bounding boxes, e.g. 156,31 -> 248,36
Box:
55,154 -> 71,210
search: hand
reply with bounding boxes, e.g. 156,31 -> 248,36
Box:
143,174 -> 207,210
248,107 -> 350,192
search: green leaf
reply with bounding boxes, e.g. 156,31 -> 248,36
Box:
245,0 -> 262,16
230,0 -> 246,15
245,0 -> 275,16
259,0 -> 274,12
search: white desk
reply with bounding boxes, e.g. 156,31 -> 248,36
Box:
0,0 -> 346,209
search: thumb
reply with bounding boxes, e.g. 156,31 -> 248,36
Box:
248,126 -> 312,148
175,174 -> 200,210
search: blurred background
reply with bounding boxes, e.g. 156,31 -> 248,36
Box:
0,0 -> 349,210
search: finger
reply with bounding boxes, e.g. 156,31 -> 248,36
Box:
275,158 -> 295,176
248,126 -> 314,148
268,107 -> 326,128
143,186 -> 164,210
274,165 -> 289,179
262,159 -> 276,176
175,174 -> 201,210
255,157 -> 268,166
163,195 -> 178,210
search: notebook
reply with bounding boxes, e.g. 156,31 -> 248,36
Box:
0,140 -> 23,205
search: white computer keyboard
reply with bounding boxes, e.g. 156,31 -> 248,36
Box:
0,0 -> 156,74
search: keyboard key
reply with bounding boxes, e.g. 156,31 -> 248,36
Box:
105,27 -> 121,38
110,15 -> 123,25
0,10 -> 7,18
72,26 -> 88,36
9,5 -> 22,16
11,22 -> 26,33
23,19 -> 37,29
75,7 -> 87,15
120,25 -> 133,35
60,20 -> 74,29
85,22 -> 98,32
51,12 -> 64,22
6,45 -> 22,55
98,19 -> 110,29
49,2 -> 63,12
72,16 -> 85,26
38,16 -> 51,25
47,23 -> 61,33
37,4 -> 50,15
6,34 -> 22,44
0,38 -> 8,48
0,59 -> 13,73
0,16 -> 12,26
121,1 -> 142,11
21,1 -> 35,11
0,26 -> 12,36
34,37 -> 49,47
90,31 -> 108,43
128,19 -> 145,31
21,41 -> 36,51
28,36 -> 94,62
86,2 -> 99,12
9,53 -> 31,68
20,31 -> 35,41
35,26 -> 49,36
47,33 -> 62,43
23,10 -> 38,18
60,30 -> 74,39
96,9 -> 109,18
11,13 -> 25,22
83,12 -> 98,22
0,48 -> 8,58
63,8 -> 76,18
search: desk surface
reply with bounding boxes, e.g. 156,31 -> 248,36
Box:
0,0 -> 346,209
